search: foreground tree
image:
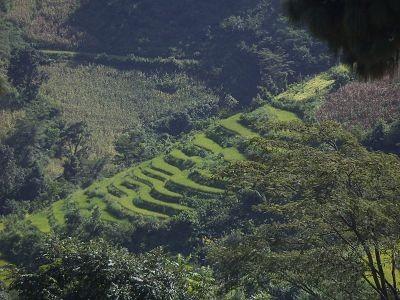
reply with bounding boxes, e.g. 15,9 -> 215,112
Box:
283,0 -> 400,79
219,121 -> 400,299
10,238 -> 217,300
114,129 -> 153,167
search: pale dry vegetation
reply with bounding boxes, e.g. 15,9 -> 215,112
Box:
317,79 -> 400,129
4,0 -> 90,49
40,62 -> 218,155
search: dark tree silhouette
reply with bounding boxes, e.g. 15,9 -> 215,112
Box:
283,0 -> 400,79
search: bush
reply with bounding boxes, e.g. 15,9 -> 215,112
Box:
240,110 -> 270,135
156,111 -> 193,136
205,125 -> 236,148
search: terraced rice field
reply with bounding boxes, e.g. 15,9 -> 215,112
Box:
2,64 -> 320,234
9,103 -> 297,231
0,72 -> 342,276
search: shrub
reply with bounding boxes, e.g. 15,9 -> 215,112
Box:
205,125 -> 236,148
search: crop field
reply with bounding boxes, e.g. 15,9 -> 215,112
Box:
3,71 -> 343,233
2,70 -> 347,234
6,101 -> 297,233
40,62 -> 218,156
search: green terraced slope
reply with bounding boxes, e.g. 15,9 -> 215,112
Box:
4,102 -> 300,231
262,105 -> 299,122
276,73 -> 335,102
5,70 -> 338,233
193,133 -> 223,153
193,133 -> 245,161
219,114 -> 259,137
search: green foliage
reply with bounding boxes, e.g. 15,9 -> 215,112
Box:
364,120 -> 400,154
220,121 -> 400,299
10,238 -> 217,299
156,111 -> 194,136
0,219 -> 45,267
7,48 -> 46,105
114,129 -> 159,167
0,18 -> 26,69
0,145 -> 23,209
41,50 -> 200,72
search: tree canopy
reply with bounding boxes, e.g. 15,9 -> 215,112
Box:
10,238 -> 216,300
217,121 -> 400,299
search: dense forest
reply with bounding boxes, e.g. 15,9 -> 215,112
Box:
1,0 -> 400,299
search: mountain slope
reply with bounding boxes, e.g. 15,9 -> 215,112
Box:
0,69 -> 342,277
22,103 -> 296,233
1,68 -> 345,232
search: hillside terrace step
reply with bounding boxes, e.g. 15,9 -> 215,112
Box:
150,156 -> 181,176
219,114 -> 259,138
130,168 -> 183,200
192,133 -> 223,154
167,173 -> 225,195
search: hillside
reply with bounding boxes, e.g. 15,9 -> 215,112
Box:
0,0 -> 334,229
39,61 -> 218,156
2,1 -> 400,298
3,63 -> 399,298
0,100 -> 300,285
36,68 -> 343,227
0,69 -> 333,253
19,103 -> 297,232
1,0 -> 332,103
0,77 -> 302,284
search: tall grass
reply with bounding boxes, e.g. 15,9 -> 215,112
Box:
40,62 -> 218,156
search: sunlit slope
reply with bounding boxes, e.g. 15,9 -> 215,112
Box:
4,69 -> 344,233
17,103 -> 295,232
0,70 -> 341,275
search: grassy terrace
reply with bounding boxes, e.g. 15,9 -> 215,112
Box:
193,133 -> 223,153
262,105 -> 299,122
0,71 -> 321,236
0,104 -> 300,237
219,113 -> 259,137
0,71 -> 347,278
40,50 -> 199,67
193,133 -> 246,161
276,72 -> 335,102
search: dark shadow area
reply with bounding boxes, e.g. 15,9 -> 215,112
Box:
70,0 -> 255,57
64,0 -> 333,104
